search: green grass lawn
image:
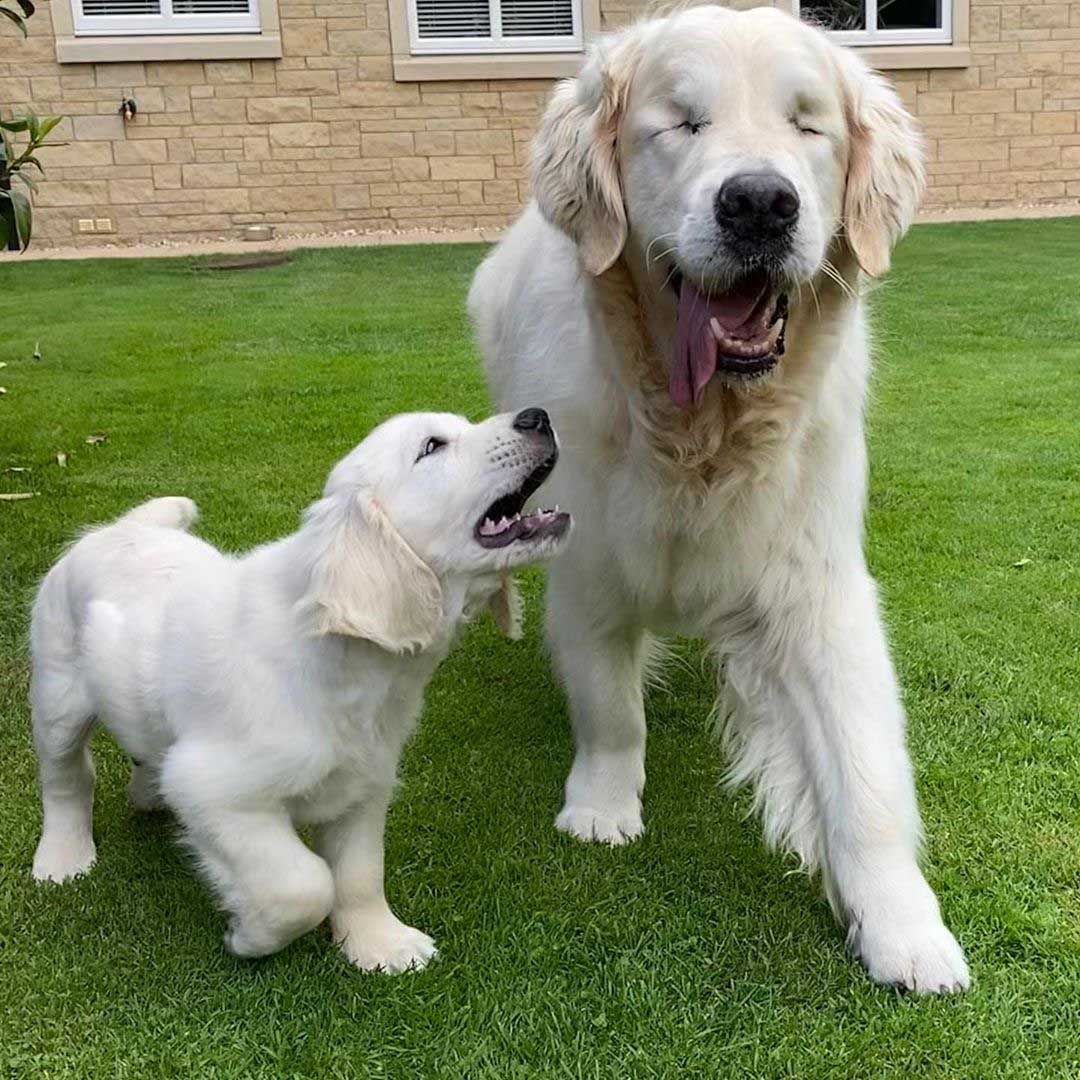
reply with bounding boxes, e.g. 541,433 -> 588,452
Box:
2,220 -> 1079,1078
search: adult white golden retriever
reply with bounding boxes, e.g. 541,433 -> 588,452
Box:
30,410 -> 569,972
470,5 -> 968,992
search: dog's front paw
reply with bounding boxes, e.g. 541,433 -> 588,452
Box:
32,833 -> 96,883
555,803 -> 643,845
851,915 -> 970,995
336,914 -> 437,974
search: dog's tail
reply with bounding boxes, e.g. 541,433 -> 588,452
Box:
119,496 -> 199,531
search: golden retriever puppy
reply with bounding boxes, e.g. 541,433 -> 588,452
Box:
30,410 -> 569,972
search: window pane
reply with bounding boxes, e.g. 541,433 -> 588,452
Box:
415,0 -> 492,39
172,0 -> 250,11
800,0 -> 866,31
877,0 -> 942,29
501,0 -> 574,37
81,0 -> 161,13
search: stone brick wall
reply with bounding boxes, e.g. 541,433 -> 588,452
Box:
3,0 -> 1080,247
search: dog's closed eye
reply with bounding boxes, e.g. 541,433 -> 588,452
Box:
416,437 -> 447,462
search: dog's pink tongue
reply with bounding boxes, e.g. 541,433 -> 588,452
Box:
670,274 -> 769,409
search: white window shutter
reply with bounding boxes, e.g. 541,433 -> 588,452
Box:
414,0 -> 493,39
73,0 -> 260,35
500,0 -> 574,38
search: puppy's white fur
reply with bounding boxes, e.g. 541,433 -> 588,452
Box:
470,6 -> 968,993
30,411 -> 565,972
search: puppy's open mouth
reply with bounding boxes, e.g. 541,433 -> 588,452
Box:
669,269 -> 788,409
474,453 -> 571,549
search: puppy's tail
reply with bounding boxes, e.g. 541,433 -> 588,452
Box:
119,496 -> 199,531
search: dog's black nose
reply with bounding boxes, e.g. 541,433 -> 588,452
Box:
715,172 -> 800,238
513,407 -> 552,436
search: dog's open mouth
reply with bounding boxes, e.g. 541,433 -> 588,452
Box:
474,453 -> 571,549
670,269 -> 788,409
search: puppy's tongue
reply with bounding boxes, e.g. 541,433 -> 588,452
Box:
670,271 -> 770,409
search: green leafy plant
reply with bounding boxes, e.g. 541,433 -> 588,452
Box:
1,113 -> 65,252
0,0 -> 35,36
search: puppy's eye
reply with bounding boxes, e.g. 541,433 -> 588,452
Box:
416,437 -> 446,462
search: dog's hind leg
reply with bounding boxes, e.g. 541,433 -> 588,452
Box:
30,665 -> 97,883
127,760 -> 165,812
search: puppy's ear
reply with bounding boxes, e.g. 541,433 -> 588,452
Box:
839,54 -> 925,278
305,493 -> 442,654
487,573 -> 523,640
531,23 -> 652,275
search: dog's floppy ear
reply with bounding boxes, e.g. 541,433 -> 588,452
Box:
839,54 -> 925,278
531,23 -> 653,275
305,492 -> 443,654
487,573 -> 523,640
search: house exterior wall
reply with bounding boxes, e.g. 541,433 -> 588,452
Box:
3,0 -> 1080,248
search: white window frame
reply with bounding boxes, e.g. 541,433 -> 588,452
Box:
796,0 -> 951,47
406,0 -> 582,56
71,0 -> 260,36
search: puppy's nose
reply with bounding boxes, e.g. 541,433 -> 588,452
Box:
512,407 -> 552,436
715,172 -> 800,238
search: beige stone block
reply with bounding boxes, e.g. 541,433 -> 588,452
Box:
328,29 -> 389,55
393,157 -> 430,181
169,138 -> 196,163
1061,144 -> 1080,164
938,137 -> 1008,161
244,135 -> 272,160
455,130 -> 514,155
269,122 -> 331,147
958,182 -> 1016,201
30,76 -> 62,98
339,83 -> 421,107
206,61 -> 252,84
145,61 -> 205,86
36,180 -> 109,206
192,97 -> 248,124
483,180 -> 519,203
1011,145 -> 1060,166
182,162 -> 240,187
250,185 -> 334,211
431,156 -> 494,180
953,89 -> 1016,113
275,70 -> 339,95
73,114 -> 125,141
928,67 -> 982,90
995,113 -> 1032,135
108,178 -> 157,204
114,139 -> 169,165
994,51 -> 1064,76
1022,4 -> 1069,28
1016,87 -> 1045,109
1018,179 -> 1065,196
247,97 -> 313,123
917,92 -> 954,115
282,19 -> 328,55
203,188 -> 251,213
415,131 -> 456,156
94,62 -> 146,88
45,141 -> 114,168
153,164 -> 183,189
1034,111 -> 1076,132
163,86 -> 192,113
361,131 -> 414,156
330,120 -> 360,145
334,184 -> 371,208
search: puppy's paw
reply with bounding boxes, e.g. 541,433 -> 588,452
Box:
337,916 -> 437,974
555,803 -> 643,845
32,833 -> 96,884
851,916 -> 970,995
